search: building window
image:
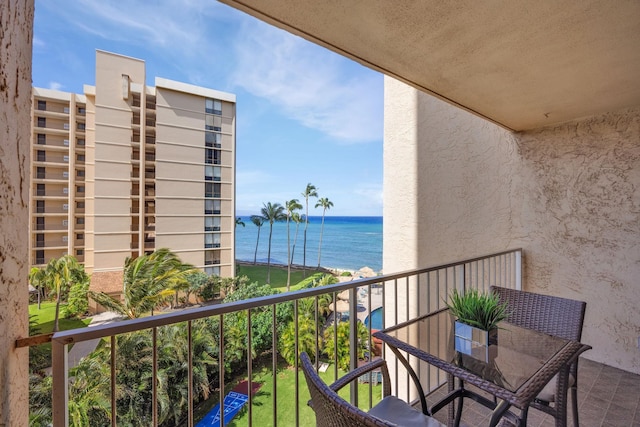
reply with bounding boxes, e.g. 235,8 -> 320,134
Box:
78,107 -> 86,114
36,200 -> 45,213
36,250 -> 45,265
36,183 -> 45,196
205,98 -> 222,115
36,234 -> 45,247
37,150 -> 46,162
37,100 -> 46,111
36,167 -> 45,179
205,182 -> 213,198
76,170 -> 85,177
77,138 -> 85,146
37,117 -> 46,127
77,123 -> 85,131
77,154 -> 85,162
36,217 -> 45,231
76,201 -> 85,209
37,134 -> 46,145
206,132 -> 222,148
76,233 -> 84,240
205,115 -> 222,131
76,249 -> 84,256
77,186 -> 85,193
76,217 -> 84,225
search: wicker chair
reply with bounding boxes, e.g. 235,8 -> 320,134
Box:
490,286 -> 587,427
300,352 -> 444,427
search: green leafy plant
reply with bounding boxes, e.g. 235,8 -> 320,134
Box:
445,288 -> 509,331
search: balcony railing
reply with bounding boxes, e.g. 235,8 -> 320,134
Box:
35,249 -> 521,426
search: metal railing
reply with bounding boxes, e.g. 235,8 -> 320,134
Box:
38,249 -> 521,426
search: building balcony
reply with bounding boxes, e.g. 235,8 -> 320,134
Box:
19,249 -> 640,425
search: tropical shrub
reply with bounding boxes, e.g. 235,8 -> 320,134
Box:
323,321 -> 369,370
279,316 -> 319,365
62,275 -> 90,318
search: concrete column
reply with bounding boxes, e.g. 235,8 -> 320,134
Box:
0,1 -> 34,426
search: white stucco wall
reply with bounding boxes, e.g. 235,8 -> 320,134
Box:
518,112 -> 640,372
384,76 -> 640,373
0,1 -> 34,425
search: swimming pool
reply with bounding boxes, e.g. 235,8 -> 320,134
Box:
364,307 -> 383,330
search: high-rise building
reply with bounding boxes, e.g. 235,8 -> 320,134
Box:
30,50 -> 236,297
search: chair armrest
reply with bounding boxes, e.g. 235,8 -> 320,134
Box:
329,358 -> 391,397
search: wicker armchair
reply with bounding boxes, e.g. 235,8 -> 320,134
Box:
490,286 -> 587,427
300,352 -> 444,427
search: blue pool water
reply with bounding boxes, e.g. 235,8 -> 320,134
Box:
364,307 -> 383,330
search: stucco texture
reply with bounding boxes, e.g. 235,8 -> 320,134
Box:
384,77 -> 640,373
0,1 -> 34,425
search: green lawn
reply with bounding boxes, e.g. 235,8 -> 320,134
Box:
29,301 -> 91,335
226,361 -> 383,426
237,264 -> 329,292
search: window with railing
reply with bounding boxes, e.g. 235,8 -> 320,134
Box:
37,134 -> 46,145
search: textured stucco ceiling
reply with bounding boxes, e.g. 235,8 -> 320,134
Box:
220,0 -> 640,131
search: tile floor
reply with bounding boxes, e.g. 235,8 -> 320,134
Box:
423,358 -> 640,427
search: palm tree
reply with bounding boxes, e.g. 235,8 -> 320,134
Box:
88,248 -> 195,319
301,183 -> 318,275
260,202 -> 286,283
29,266 -> 47,309
290,212 -> 303,265
250,215 -> 265,264
44,255 -> 86,332
315,197 -> 334,268
285,199 -> 303,291
235,217 -> 245,227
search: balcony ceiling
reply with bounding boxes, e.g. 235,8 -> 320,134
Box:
220,0 -> 640,131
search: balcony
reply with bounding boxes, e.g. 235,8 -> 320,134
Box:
19,249 -> 640,425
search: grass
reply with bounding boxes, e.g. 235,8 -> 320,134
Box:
237,264 -> 330,292
225,359 -> 383,426
28,301 -> 91,335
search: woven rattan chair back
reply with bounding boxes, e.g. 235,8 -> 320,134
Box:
300,352 -> 396,427
490,286 -> 587,427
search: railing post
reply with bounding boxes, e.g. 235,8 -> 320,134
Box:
349,287 -> 358,406
51,340 -> 69,427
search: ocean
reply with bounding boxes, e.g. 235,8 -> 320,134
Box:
235,216 -> 382,272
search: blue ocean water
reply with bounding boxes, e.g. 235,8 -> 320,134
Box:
235,216 -> 382,272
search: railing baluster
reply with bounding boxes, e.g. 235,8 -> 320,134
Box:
152,327 -> 158,427
367,283 -> 373,409
272,305 -> 277,427
110,335 -> 116,427
333,291 -> 338,383
247,310 -> 253,427
294,300 -> 299,426
219,315 -> 224,427
188,321 -> 193,427
349,287 -> 358,406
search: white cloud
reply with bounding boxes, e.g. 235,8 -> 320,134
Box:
231,21 -> 383,143
33,36 -> 45,48
52,0 -> 233,57
48,82 -> 63,91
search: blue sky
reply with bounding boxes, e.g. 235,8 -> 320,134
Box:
32,0 -> 384,216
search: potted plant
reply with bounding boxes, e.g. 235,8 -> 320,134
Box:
445,288 -> 509,360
